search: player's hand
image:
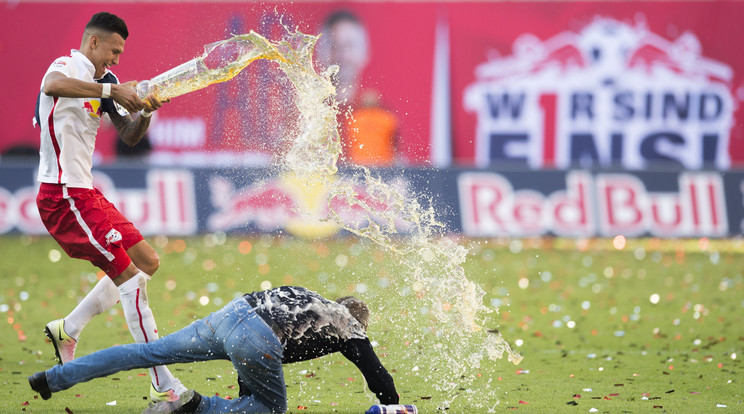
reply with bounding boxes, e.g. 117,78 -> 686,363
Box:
143,93 -> 170,112
112,81 -> 145,113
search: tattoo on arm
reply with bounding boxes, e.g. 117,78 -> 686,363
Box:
109,111 -> 150,147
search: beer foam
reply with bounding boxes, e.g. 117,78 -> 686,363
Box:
266,26 -> 521,408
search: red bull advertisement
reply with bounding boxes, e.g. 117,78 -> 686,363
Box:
0,165 -> 742,238
3,2 -> 744,169
461,16 -> 735,170
457,170 -> 731,238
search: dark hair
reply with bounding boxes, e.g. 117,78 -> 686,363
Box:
323,10 -> 363,31
336,296 -> 370,329
86,12 -> 129,40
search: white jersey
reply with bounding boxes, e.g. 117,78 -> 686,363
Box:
36,50 -> 116,189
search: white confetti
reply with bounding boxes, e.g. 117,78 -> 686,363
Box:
106,401 -> 117,406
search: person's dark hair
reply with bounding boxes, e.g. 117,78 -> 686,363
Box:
86,12 -> 129,40
323,10 -> 363,31
336,296 -> 370,330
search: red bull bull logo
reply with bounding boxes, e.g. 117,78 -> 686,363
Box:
207,174 -> 413,239
464,16 -> 735,170
83,99 -> 103,118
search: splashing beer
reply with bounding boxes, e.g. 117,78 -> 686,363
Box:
115,31 -> 289,115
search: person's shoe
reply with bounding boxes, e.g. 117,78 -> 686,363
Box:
28,371 -> 52,400
150,379 -> 188,403
44,319 -> 77,365
142,389 -> 202,414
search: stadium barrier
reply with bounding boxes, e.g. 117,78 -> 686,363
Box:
1,164 -> 741,238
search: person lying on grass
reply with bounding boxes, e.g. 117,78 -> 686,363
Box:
29,286 -> 399,413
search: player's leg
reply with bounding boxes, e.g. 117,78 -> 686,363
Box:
113,263 -> 186,400
97,190 -> 186,400
36,185 -> 122,364
127,239 -> 160,277
43,276 -> 120,363
198,298 -> 287,413
30,316 -> 221,399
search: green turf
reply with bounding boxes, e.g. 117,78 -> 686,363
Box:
1,235 -> 742,413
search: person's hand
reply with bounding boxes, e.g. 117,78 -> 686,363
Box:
111,81 -> 145,114
142,93 -> 170,113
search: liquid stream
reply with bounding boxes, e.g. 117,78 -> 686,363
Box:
175,27 -> 523,408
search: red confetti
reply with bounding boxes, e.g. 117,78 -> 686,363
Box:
138,373 -> 147,377
297,406 -> 307,410
75,394 -> 83,397
225,396 -> 232,400
21,402 -> 29,406
610,393 -> 620,397
573,394 -> 581,399
604,396 -> 612,400
519,400 -> 529,405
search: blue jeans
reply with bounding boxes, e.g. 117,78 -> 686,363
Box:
45,298 -> 287,413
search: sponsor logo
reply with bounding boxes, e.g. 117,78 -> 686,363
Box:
207,173 -> 412,238
83,99 -> 103,118
464,17 -> 735,170
105,228 -> 122,245
458,171 -> 728,237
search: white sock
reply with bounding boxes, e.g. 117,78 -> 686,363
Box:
64,276 -> 120,339
117,271 -> 181,392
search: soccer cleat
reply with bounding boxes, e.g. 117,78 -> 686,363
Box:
28,371 -> 52,400
150,379 -> 188,403
142,389 -> 201,414
44,319 -> 77,365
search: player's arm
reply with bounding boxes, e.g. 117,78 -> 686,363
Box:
341,338 -> 399,404
108,94 -> 167,147
43,72 -> 144,114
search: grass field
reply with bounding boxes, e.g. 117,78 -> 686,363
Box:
1,234 -> 742,413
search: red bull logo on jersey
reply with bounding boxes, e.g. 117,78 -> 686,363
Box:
464,16 -> 735,170
83,99 -> 103,118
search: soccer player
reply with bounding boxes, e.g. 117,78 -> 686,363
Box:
34,12 -> 186,402
29,286 -> 400,413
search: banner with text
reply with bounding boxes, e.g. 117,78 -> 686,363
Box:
1,165 -> 742,238
2,2 -> 743,168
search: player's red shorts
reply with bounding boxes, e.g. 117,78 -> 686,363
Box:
36,183 -> 144,278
